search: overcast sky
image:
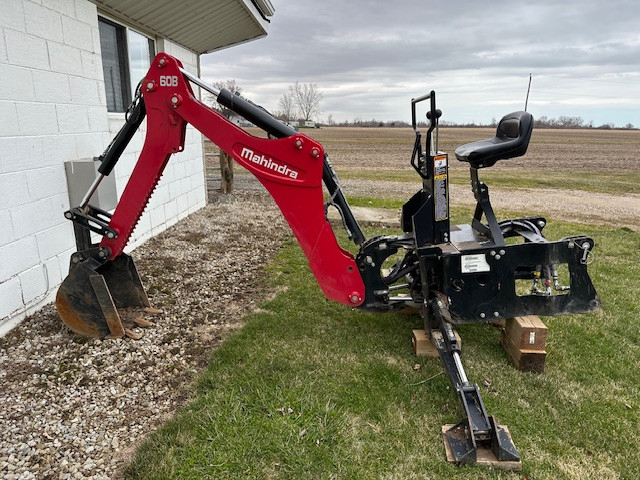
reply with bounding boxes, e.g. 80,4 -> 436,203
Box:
200,0 -> 640,127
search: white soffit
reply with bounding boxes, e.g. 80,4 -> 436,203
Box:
91,0 -> 275,54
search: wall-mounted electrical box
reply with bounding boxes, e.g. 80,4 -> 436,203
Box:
64,159 -> 117,211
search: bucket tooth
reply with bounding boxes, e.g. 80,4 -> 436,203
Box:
124,329 -> 144,340
132,316 -> 155,328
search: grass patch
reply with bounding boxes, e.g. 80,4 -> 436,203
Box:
337,168 -> 640,195
127,220 -> 639,479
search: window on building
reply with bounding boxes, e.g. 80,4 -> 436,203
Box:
98,17 -> 155,113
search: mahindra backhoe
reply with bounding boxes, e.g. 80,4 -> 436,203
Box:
56,54 -> 599,467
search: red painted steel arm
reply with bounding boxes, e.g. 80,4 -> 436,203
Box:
100,54 -> 365,307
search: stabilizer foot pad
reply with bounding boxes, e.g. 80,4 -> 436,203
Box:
442,424 -> 522,471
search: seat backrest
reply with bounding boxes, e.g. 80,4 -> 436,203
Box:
455,111 -> 534,168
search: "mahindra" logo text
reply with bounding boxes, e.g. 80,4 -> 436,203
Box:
240,147 -> 298,179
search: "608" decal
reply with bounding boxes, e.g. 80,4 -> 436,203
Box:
159,75 -> 179,87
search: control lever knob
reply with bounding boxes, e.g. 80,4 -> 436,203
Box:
426,109 -> 442,120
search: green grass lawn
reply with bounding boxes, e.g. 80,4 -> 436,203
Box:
126,212 -> 639,479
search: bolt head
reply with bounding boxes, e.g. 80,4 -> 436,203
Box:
159,58 -> 166,65
311,147 -> 320,158
490,250 -> 496,256
495,254 -> 501,260
493,311 -> 499,317
349,293 -> 361,304
499,249 -> 505,256
480,312 -> 486,319
64,212 -> 72,219
107,232 -> 115,239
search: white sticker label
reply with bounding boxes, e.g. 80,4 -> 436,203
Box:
461,254 -> 490,273
529,332 -> 536,344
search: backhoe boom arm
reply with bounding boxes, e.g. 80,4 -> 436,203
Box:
98,54 -> 365,307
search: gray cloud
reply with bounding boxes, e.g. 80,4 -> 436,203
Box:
200,0 -> 640,126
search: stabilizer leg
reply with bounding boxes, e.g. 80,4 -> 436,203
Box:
426,300 -> 520,467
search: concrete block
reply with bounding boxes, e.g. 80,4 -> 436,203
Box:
86,105 -> 109,132
91,24 -> 100,53
130,212 -> 151,242
47,41 -> 82,76
17,102 -> 59,136
5,30 -> 49,69
0,236 -> 39,280
44,255 -> 62,289
0,101 -> 20,136
173,161 -> 186,180
41,0 -> 75,18
164,199 -> 177,222
33,69 -> 72,103
26,165 -> 68,201
0,276 -> 23,320
74,0 -> 98,25
191,172 -> 205,191
168,179 -> 181,200
75,131 -> 106,158
10,198 -> 59,238
50,191 -> 71,213
0,136 -> 47,173
69,75 -> 100,105
0,64 -> 36,101
177,193 -> 189,215
149,205 -> 166,229
36,221 -> 74,262
40,134 -> 78,164
0,28 -> 7,63
19,264 -> 48,304
0,172 -> 29,209
57,103 -> 89,133
24,1 -> 63,42
57,248 -> 74,278
0,0 -> 26,31
81,50 -> 103,80
0,209 -> 15,248
61,15 -> 93,51
180,177 -> 191,195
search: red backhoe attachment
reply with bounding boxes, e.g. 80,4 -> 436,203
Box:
56,52 -> 602,468
56,54 -> 364,338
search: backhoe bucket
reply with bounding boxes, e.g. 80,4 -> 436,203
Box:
56,252 -> 155,338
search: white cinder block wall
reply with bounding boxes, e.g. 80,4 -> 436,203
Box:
0,0 -> 206,335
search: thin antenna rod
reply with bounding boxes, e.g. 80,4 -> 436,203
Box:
524,73 -> 532,111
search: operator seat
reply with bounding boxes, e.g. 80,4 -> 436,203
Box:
455,111 -> 534,168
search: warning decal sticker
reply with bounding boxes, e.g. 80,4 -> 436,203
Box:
461,254 -> 491,273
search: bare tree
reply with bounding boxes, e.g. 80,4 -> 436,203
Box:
278,91 -> 297,121
208,80 -> 242,194
290,81 -> 323,121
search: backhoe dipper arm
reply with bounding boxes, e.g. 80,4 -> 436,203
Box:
99,54 -> 365,307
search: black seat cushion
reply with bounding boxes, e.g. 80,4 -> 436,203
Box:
455,111 -> 534,168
